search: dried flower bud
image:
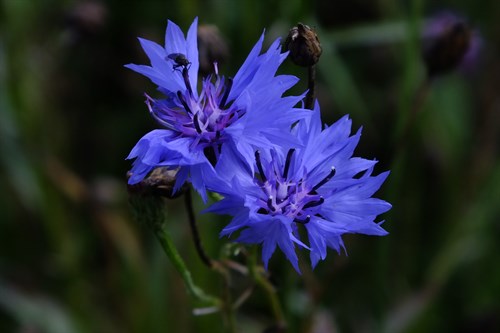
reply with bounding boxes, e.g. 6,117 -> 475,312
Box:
423,13 -> 478,77
284,23 -> 322,67
197,24 -> 229,76
127,167 -> 185,198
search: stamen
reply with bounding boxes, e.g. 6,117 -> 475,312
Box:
302,196 -> 324,209
204,146 -> 217,166
145,94 -> 172,129
255,150 -> 267,182
182,67 -> 194,96
257,207 -> 268,214
219,78 -> 233,108
294,215 -> 311,224
267,196 -> 275,212
193,113 -> 202,134
311,167 -> 336,193
177,91 -> 192,114
283,148 -> 295,179
215,131 -> 221,140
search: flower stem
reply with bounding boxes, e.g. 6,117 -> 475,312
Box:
305,64 -> 316,110
153,224 -> 220,305
393,78 -> 431,157
184,189 -> 239,332
221,274 -> 238,333
184,188 -> 213,268
129,194 -> 220,307
248,247 -> 287,331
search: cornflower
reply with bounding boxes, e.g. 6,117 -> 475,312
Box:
206,105 -> 391,272
126,18 -> 310,201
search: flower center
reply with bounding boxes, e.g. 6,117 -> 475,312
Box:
178,65 -> 241,141
146,58 -> 246,165
254,149 -> 335,224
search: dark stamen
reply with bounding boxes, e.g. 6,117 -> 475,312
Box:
311,167 -> 336,193
257,207 -> 268,214
182,67 -> 194,96
193,113 -> 202,134
255,150 -> 267,182
203,147 -> 217,166
177,91 -> 192,114
294,215 -> 311,224
267,196 -> 275,212
215,131 -> 221,140
302,196 -> 324,209
283,148 -> 295,179
219,78 -> 233,108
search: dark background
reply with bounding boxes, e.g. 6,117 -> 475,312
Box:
1,0 -> 499,332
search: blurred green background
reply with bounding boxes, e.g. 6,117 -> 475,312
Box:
1,0 -> 499,332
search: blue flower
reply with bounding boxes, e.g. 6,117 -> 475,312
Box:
126,18 -> 310,201
206,104 -> 391,272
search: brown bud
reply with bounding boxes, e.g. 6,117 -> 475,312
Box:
127,167 -> 185,199
197,24 -> 229,76
423,16 -> 473,77
284,23 -> 322,67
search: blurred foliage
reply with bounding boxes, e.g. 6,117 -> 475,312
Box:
1,0 -> 499,332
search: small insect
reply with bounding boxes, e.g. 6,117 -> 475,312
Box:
167,53 -> 191,71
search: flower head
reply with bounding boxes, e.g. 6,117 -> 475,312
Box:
284,23 -> 322,67
126,18 -> 310,201
206,104 -> 391,272
423,11 -> 482,76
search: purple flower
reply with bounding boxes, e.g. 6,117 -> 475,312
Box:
206,104 -> 391,272
423,11 -> 482,76
126,18 -> 310,201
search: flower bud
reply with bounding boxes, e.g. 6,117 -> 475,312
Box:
423,13 -> 479,77
127,167 -> 184,198
284,23 -> 322,67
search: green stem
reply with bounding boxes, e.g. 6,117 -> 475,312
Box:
183,189 -> 238,330
153,225 -> 220,305
393,78 -> 431,156
222,277 -> 238,333
248,247 -> 286,330
129,195 -> 220,307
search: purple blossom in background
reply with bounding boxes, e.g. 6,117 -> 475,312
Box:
206,104 -> 391,272
126,18 -> 310,201
423,11 -> 482,76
